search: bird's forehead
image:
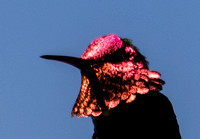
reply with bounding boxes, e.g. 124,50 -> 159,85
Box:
81,34 -> 123,60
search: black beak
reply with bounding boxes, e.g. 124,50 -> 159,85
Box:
40,55 -> 94,70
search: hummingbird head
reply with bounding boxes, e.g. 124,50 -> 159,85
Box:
41,34 -> 165,118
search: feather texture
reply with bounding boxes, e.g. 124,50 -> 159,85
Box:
71,34 -> 165,117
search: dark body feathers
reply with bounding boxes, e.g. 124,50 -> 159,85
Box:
92,91 -> 181,139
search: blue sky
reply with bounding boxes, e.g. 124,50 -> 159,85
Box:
0,0 -> 200,138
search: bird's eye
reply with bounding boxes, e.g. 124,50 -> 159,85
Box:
103,48 -> 127,63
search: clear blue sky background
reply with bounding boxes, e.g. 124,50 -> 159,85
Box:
0,0 -> 199,138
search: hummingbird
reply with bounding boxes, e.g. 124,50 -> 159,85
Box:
41,34 -> 181,139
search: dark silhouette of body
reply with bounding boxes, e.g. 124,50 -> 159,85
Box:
41,34 -> 181,139
92,92 -> 181,139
